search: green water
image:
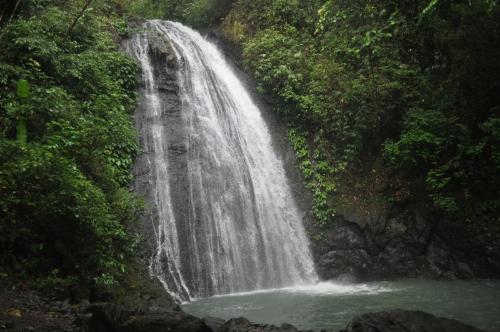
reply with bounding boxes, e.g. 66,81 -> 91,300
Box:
182,280 -> 500,331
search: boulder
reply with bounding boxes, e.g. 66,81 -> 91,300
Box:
340,310 -> 485,332
202,317 -> 226,331
316,249 -> 372,281
84,303 -> 212,332
219,317 -> 301,332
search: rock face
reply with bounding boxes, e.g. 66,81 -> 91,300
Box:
341,310 -> 485,332
310,208 -> 500,282
129,28 -> 183,269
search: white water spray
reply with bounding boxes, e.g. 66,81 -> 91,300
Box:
129,21 -> 317,301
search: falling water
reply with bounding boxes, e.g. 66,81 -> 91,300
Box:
129,21 -> 317,301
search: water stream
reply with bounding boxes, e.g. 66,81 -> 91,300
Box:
129,21 -> 317,301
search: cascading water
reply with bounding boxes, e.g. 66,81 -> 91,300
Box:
129,20 -> 317,301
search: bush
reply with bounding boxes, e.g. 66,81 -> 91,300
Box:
226,0 -> 500,224
0,2 -> 141,286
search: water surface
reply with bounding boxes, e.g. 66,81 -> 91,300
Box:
182,279 -> 500,331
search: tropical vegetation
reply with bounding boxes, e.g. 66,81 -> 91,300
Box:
1,0 -> 499,290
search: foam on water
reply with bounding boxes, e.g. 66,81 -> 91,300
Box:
279,281 -> 395,295
205,281 -> 395,299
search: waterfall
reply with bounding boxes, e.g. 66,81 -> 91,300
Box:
129,20 -> 317,301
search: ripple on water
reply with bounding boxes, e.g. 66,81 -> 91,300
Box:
182,279 -> 500,331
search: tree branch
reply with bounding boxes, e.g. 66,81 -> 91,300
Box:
66,0 -> 93,38
0,0 -> 22,40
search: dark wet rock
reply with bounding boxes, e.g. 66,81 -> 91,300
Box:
310,206 -> 500,282
202,317 -> 226,331
148,31 -> 178,73
340,310 -> 485,332
316,249 -> 373,281
85,303 -> 212,332
125,28 -> 195,301
0,269 -> 84,331
219,317 -> 300,332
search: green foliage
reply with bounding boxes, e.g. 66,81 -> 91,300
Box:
118,0 -> 184,20
16,79 -> 30,98
420,0 -> 439,19
15,118 -> 27,144
0,2 -> 141,286
182,0 -> 233,27
288,128 -> 337,225
226,0 -> 500,224
2,0 -> 499,287
116,0 -> 235,27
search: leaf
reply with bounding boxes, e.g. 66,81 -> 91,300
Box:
16,119 -> 27,144
420,0 -> 439,21
16,79 -> 30,98
6,308 -> 22,317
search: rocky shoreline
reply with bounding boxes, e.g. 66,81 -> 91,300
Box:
0,267 -> 489,332
84,307 -> 487,332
